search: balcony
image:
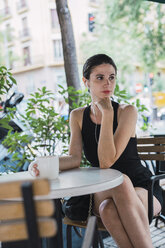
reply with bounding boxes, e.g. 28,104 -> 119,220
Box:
12,55 -> 45,74
17,0 -> 28,13
20,28 -> 31,42
0,7 -> 12,20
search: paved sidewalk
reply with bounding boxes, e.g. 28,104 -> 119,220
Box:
104,220 -> 165,248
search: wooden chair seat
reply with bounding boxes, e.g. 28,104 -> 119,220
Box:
63,216 -> 106,231
63,216 -> 107,248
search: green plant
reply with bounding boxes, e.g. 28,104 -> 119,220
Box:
2,87 -> 69,169
0,66 -> 17,130
0,66 -> 16,102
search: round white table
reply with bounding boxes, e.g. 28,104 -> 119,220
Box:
50,167 -> 123,198
0,167 -> 123,198
0,167 -> 123,248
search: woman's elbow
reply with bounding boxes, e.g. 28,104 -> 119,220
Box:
99,159 -> 116,169
74,155 -> 82,168
99,158 -> 114,169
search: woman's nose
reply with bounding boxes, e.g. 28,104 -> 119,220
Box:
105,78 -> 111,85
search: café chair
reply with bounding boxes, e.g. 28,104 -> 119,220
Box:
0,178 -> 57,248
64,136 -> 165,248
137,136 -> 165,225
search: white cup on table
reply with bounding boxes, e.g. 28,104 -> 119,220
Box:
28,155 -> 59,180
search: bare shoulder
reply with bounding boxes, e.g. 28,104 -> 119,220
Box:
70,107 -> 86,128
117,104 -> 137,136
118,104 -> 137,119
70,107 -> 86,118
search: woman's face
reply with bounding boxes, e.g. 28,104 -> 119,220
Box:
86,63 -> 116,100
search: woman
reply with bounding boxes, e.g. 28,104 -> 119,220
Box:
33,54 -> 163,248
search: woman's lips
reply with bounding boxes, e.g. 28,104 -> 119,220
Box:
102,90 -> 111,94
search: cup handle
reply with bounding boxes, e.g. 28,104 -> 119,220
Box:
28,160 -> 37,177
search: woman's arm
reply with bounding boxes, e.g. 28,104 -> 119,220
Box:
97,100 -> 137,169
32,109 -> 83,175
59,108 -> 83,171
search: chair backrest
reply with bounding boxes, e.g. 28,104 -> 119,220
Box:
137,136 -> 165,174
137,136 -> 165,224
0,178 -> 57,248
137,136 -> 165,161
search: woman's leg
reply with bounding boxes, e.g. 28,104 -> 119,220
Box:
99,198 -> 134,248
135,187 -> 161,217
94,175 -> 154,248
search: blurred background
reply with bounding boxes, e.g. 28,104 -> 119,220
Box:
0,0 -> 165,136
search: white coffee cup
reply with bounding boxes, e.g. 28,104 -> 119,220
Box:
28,155 -> 59,180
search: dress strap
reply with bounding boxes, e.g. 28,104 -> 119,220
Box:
112,100 -> 119,133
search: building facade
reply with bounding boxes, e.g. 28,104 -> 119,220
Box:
0,0 -> 99,98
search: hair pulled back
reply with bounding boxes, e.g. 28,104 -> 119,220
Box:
83,54 -> 117,80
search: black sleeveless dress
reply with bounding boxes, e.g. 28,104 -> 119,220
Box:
81,101 -> 163,208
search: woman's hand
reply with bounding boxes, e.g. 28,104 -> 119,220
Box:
32,163 -> 40,176
95,98 -> 113,114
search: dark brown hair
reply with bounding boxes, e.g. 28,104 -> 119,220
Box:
83,54 -> 117,80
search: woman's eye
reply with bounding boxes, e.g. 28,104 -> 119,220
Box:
109,76 -> 115,81
97,76 -> 103,80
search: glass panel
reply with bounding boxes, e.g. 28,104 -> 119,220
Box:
53,40 -> 63,60
23,46 -> 31,66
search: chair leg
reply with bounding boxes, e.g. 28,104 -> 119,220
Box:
1,241 -> 29,248
98,231 -> 105,248
155,217 -> 159,227
66,225 -> 72,248
92,229 -> 99,248
155,214 -> 165,227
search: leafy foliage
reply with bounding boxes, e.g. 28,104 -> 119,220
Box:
0,66 -> 16,102
81,0 -> 165,78
2,87 -> 69,169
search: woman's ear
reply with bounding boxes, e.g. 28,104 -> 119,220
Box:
82,77 -> 89,89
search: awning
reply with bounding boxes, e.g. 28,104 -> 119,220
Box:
147,0 -> 165,3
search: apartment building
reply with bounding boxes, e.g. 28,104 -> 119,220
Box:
0,0 -> 99,98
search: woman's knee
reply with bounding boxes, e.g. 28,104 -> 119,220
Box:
99,198 -> 114,218
112,175 -> 135,201
114,175 -> 133,192
99,198 -> 119,227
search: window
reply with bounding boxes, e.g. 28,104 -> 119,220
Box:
8,50 -> 14,69
3,0 -> 10,15
50,9 -> 60,29
6,23 -> 12,42
3,0 -> 9,8
20,0 -> 27,8
17,0 -> 27,11
53,40 -> 63,60
23,46 -> 31,66
21,16 -> 29,37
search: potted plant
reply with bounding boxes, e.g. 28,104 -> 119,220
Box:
2,86 -> 69,172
